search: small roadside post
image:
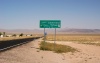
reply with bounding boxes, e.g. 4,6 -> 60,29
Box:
40,20 -> 61,50
44,31 -> 47,43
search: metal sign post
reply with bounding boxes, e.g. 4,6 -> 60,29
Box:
40,20 -> 61,50
44,28 -> 46,42
54,28 -> 56,50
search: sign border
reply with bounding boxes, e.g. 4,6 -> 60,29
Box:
40,20 -> 61,28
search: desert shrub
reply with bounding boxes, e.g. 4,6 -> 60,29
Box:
40,41 -> 77,53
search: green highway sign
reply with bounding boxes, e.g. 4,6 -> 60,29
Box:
40,20 -> 61,28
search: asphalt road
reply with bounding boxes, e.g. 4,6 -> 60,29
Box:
0,37 -> 41,51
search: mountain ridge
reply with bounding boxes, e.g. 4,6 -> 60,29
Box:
0,28 -> 100,34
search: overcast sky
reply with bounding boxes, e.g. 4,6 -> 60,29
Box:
0,0 -> 100,29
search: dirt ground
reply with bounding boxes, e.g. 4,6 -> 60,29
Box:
0,38 -> 100,63
47,41 -> 100,63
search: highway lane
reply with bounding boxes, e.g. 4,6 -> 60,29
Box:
0,37 -> 41,51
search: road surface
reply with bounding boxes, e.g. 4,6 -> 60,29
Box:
0,39 -> 100,63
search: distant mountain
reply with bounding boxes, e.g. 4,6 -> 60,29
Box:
0,29 -> 43,34
0,28 -> 100,34
59,28 -> 100,34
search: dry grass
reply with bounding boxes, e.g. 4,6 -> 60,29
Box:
40,41 -> 77,53
0,36 -> 41,41
79,42 -> 100,46
46,34 -> 100,46
46,34 -> 100,41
